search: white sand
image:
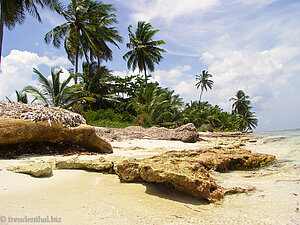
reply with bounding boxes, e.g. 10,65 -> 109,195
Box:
0,139 -> 299,224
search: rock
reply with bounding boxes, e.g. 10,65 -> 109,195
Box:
95,123 -> 200,143
55,157 -> 113,171
0,118 -> 112,154
0,101 -> 86,127
115,147 -> 276,202
199,124 -> 214,132
7,162 -> 53,177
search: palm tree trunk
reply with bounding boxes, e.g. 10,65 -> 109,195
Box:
83,49 -> 90,65
75,48 -> 79,84
143,62 -> 148,87
97,56 -> 101,72
199,89 -> 203,102
0,2 -> 4,68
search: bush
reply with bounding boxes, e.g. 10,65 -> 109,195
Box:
83,109 -> 136,128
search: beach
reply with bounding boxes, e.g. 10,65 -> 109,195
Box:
0,132 -> 299,225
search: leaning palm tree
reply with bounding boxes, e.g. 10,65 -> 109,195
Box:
195,70 -> 214,102
123,21 -> 166,86
44,0 -> 122,83
23,67 -> 94,107
0,0 -> 62,66
229,90 -> 251,115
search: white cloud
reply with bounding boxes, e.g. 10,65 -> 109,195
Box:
123,0 -> 220,22
0,50 -> 71,100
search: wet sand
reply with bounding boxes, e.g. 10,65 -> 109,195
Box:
0,138 -> 299,224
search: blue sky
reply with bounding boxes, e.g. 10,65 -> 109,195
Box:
1,0 -> 300,131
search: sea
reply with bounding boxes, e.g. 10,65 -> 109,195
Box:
252,128 -> 300,167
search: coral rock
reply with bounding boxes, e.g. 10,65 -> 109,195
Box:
0,118 -> 112,153
55,157 -> 112,171
115,147 -> 276,202
7,162 -> 53,177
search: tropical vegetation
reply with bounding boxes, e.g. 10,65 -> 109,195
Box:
3,0 -> 258,132
195,70 -> 214,102
23,67 -> 94,107
0,0 -> 62,66
123,21 -> 166,86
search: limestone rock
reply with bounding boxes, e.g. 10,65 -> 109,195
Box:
115,147 -> 276,202
7,162 -> 53,177
199,124 -> 214,132
0,118 -> 112,153
55,157 -> 113,171
95,123 -> 200,143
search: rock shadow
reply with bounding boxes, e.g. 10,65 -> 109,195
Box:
142,182 -> 209,205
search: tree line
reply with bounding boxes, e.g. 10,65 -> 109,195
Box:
1,0 -> 258,132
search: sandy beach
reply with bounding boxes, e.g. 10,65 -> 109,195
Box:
0,136 -> 299,225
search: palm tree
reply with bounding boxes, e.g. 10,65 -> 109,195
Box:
81,61 -> 118,109
123,21 -> 166,86
229,90 -> 251,115
0,0 -> 62,66
236,111 -> 258,132
44,0 -> 122,83
131,83 -> 169,126
23,67 -> 94,107
195,70 -> 214,102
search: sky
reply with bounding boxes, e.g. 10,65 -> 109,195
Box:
0,0 -> 300,131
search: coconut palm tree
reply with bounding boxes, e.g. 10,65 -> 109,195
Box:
0,0 -> 62,66
123,21 -> 166,86
23,67 -> 94,107
195,70 -> 214,102
229,90 -> 251,115
236,111 -> 258,132
81,61 -> 118,109
44,0 -> 122,83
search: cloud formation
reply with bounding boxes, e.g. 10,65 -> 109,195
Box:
0,50 -> 71,100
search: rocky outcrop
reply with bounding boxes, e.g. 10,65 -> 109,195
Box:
115,147 -> 276,202
7,162 -> 53,177
7,157 -> 113,177
0,101 -> 86,127
55,157 -> 113,171
0,118 -> 112,154
199,124 -> 214,132
95,123 -> 200,143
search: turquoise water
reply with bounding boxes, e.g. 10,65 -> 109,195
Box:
251,129 -> 300,167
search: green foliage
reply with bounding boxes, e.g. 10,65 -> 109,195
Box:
44,0 -> 122,81
123,21 -> 166,85
130,83 -> 183,127
229,90 -> 258,131
6,90 -> 28,104
23,67 -> 95,107
84,108 -> 136,128
195,70 -> 214,102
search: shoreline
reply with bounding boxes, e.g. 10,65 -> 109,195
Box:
0,133 -> 299,224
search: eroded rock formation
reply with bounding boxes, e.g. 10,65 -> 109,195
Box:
95,123 -> 200,143
0,118 -> 112,154
115,147 -> 276,202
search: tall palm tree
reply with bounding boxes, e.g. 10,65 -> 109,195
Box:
23,67 -> 94,107
0,0 -> 62,66
44,0 -> 122,83
123,21 -> 166,86
195,70 -> 214,102
229,90 -> 251,115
